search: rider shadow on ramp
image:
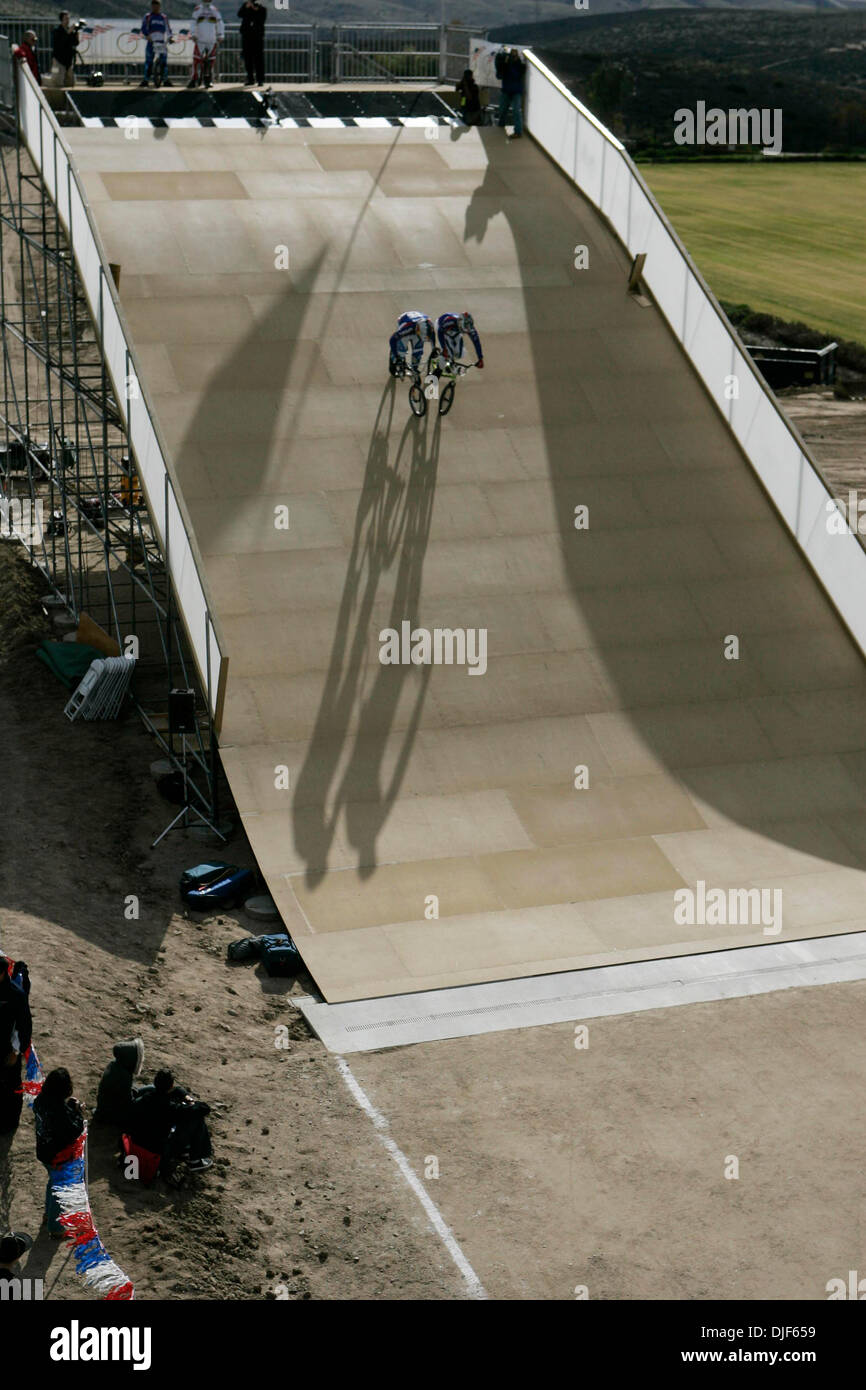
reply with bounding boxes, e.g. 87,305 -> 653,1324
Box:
292,388 -> 441,888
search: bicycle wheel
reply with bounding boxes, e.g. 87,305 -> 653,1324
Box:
438,382 -> 455,417
409,383 -> 427,417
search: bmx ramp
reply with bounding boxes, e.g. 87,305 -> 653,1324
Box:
68,121 -> 866,1003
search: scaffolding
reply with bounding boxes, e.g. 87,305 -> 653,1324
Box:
0,65 -> 226,828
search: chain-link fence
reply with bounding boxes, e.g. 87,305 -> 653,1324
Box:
1,20 -> 486,85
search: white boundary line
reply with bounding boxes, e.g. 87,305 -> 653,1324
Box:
335,1056 -> 488,1300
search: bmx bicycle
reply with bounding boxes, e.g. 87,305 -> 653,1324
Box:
427,353 -> 479,416
393,354 -> 479,418
393,359 -> 433,418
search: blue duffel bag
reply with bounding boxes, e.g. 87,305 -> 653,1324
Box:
180,862 -> 257,910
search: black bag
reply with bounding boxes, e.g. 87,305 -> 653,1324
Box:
226,936 -> 262,963
261,935 -> 301,977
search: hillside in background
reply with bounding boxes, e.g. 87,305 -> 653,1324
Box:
4,0 -> 866,29
493,10 -> 866,153
4,1 -> 866,155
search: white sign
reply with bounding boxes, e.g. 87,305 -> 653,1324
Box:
469,38 -> 502,89
77,20 -> 197,66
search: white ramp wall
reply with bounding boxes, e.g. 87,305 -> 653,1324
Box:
523,53 -> 866,659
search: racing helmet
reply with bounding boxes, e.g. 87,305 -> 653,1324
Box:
459,310 -> 475,333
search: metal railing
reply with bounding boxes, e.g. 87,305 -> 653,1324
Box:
333,24 -> 441,84
218,23 -> 315,84
2,20 -> 485,85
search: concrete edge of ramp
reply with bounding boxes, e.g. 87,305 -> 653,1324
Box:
296,932 -> 866,1052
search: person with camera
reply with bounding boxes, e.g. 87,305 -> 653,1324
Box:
51,12 -> 80,89
238,0 -> 266,87
495,46 -> 526,138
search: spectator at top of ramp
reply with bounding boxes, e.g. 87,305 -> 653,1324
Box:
238,0 -> 267,87
12,32 -> 41,86
51,12 -> 79,90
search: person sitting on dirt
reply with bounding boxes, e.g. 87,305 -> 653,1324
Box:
128,1069 -> 213,1176
93,1038 -> 145,1130
434,311 -> 484,371
389,310 -> 435,379
455,69 -> 483,127
33,1068 -> 85,1236
140,0 -> 173,88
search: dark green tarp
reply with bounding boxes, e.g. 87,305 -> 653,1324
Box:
35,641 -> 103,689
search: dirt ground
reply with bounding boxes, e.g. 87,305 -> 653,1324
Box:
783,389 -> 866,503
0,541 -> 467,1301
349,981 -> 866,1301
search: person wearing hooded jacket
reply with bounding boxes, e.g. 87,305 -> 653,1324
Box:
93,1038 -> 145,1130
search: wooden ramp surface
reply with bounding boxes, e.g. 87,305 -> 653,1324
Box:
68,122 -> 866,1002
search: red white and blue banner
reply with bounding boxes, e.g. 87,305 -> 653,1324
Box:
49,1131 -> 135,1300
77,20 -> 197,67
3,952 -> 134,1300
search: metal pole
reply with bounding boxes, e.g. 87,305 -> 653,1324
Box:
439,4 -> 446,83
164,473 -> 173,702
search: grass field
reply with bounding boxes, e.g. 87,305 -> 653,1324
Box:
641,164 -> 866,348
